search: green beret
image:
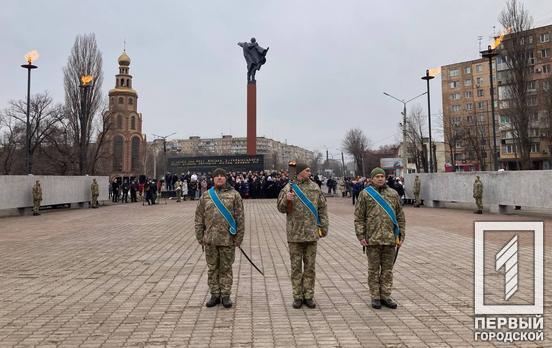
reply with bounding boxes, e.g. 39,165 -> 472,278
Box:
212,168 -> 227,177
370,167 -> 385,178
295,162 -> 309,174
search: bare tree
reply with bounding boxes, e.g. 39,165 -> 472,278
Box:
542,76 -> 552,166
2,92 -> 63,173
498,0 -> 533,169
0,111 -> 19,174
87,107 -> 112,175
441,112 -> 463,167
461,113 -> 492,171
63,33 -> 104,175
310,151 -> 324,174
405,105 -> 428,172
342,128 -> 370,176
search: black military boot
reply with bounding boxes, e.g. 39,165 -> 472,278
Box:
381,298 -> 398,309
371,299 -> 382,309
205,295 -> 220,308
292,299 -> 303,309
303,298 -> 316,309
221,296 -> 233,308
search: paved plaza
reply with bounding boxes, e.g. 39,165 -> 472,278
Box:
0,198 -> 550,347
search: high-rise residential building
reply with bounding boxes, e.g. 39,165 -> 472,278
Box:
442,23 -> 552,171
496,24 -> 552,170
442,59 -> 495,171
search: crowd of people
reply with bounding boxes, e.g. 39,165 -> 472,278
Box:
108,170 -> 295,204
108,170 -> 410,206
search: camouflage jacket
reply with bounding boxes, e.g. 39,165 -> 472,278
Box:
277,179 -> 329,242
32,184 -> 42,201
195,185 -> 245,246
91,182 -> 99,196
413,177 -> 421,194
473,179 -> 483,198
354,184 -> 406,245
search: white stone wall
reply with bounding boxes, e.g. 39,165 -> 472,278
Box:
404,171 -> 552,212
0,175 -> 109,210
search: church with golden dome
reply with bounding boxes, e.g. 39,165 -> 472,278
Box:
104,51 -> 146,177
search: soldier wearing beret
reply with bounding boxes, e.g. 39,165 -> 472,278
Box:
90,178 -> 99,208
473,175 -> 483,214
277,161 -> 329,309
32,180 -> 42,216
354,167 -> 405,309
195,168 -> 245,308
413,175 -> 421,207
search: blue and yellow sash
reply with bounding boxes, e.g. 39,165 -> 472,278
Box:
208,187 -> 237,236
291,183 -> 321,226
364,186 -> 400,240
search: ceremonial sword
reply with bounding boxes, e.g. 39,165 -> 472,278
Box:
239,246 -> 264,276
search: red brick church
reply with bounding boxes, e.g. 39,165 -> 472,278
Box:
104,51 -> 146,178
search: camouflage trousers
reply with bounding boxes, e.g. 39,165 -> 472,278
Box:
366,245 -> 396,300
33,200 -> 41,214
91,194 -> 98,208
414,193 -> 420,206
176,190 -> 181,202
475,197 -> 483,210
205,245 -> 235,296
288,241 -> 317,300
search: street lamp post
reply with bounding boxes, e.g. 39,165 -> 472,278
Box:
79,75 -> 94,174
421,70 -> 435,173
481,45 -> 499,171
383,91 -> 427,175
21,51 -> 39,174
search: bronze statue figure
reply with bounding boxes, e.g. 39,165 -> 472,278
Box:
238,37 -> 269,83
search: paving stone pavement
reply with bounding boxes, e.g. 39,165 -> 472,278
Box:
0,197 -> 550,347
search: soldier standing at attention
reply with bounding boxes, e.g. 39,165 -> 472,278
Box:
473,175 -> 483,214
277,162 -> 328,309
354,167 -> 405,309
32,180 -> 42,216
90,178 -> 99,208
175,178 -> 183,203
195,168 -> 244,308
413,175 -> 421,207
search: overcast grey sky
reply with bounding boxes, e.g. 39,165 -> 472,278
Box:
2,0 -> 552,158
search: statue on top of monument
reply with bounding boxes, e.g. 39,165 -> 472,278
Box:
238,37 -> 269,83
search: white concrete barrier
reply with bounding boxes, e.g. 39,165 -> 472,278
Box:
0,175 -> 109,213
404,171 -> 552,213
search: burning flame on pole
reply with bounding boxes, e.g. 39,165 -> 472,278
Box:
24,50 -> 39,64
80,75 -> 93,86
428,67 -> 441,77
490,27 -> 512,50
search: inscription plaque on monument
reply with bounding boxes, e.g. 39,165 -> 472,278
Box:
167,155 -> 264,173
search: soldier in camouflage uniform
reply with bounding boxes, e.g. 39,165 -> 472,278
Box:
195,168 -> 245,308
277,162 -> 329,309
90,179 -> 99,208
354,167 -> 405,309
473,175 -> 483,214
413,175 -> 421,207
175,179 -> 183,202
32,180 -> 42,216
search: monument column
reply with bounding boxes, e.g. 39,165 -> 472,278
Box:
247,82 -> 256,155
238,37 -> 268,157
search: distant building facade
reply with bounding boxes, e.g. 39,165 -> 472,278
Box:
155,135 -> 313,170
